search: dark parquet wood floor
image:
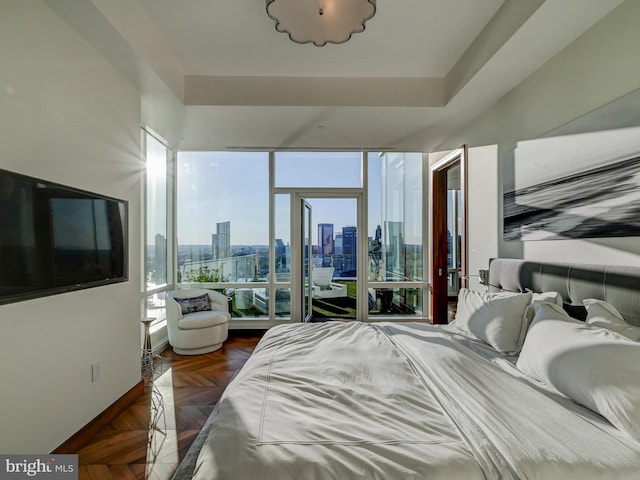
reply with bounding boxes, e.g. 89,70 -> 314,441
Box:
77,332 -> 263,480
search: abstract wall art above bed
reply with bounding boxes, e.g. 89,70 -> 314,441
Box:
503,125 -> 640,241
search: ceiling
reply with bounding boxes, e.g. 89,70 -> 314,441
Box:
45,0 -> 624,152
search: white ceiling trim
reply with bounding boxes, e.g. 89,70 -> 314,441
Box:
43,0 -> 627,151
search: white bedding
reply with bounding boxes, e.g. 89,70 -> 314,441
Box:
193,321 -> 640,480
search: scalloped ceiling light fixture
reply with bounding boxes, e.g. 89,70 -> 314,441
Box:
265,0 -> 376,47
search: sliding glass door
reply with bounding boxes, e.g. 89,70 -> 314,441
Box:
293,195 -> 360,322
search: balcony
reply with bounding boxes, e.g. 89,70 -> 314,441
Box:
176,253 -> 423,320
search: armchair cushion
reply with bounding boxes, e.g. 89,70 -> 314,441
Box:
175,293 -> 211,315
179,310 -> 230,330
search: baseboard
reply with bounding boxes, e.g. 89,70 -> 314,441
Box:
154,340 -> 170,354
52,380 -> 145,454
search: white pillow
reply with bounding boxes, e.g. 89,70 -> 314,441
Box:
517,302 -> 640,442
532,291 -> 563,305
519,291 -> 564,348
584,298 -> 640,341
453,288 -> 532,354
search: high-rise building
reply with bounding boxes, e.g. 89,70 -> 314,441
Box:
275,238 -> 287,272
334,234 -> 343,255
153,233 -> 167,283
342,226 -> 357,273
212,221 -> 231,259
370,224 -> 382,260
384,221 -> 404,278
318,223 -> 334,255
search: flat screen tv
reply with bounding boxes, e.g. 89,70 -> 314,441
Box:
0,168 -> 128,305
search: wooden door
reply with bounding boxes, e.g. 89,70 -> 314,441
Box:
430,148 -> 467,324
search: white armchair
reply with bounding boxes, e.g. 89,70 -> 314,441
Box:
166,288 -> 230,355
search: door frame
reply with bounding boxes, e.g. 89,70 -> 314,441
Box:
302,199 -> 313,322
290,191 -> 366,322
429,147 -> 468,324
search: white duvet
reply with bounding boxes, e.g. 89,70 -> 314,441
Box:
193,322 -> 640,480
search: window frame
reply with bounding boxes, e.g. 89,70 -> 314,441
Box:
366,152 -> 428,319
168,149 -> 429,325
143,129 -> 174,331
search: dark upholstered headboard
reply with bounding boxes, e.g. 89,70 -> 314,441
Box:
488,258 -> 640,327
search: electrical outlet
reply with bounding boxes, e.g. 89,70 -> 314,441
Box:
92,361 -> 101,383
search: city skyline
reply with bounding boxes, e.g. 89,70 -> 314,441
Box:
151,214 -> 423,284
153,221 -> 370,254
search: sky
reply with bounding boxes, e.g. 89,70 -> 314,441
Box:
146,149 -> 423,247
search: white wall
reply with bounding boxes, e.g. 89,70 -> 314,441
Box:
466,145 -> 499,291
0,1 -> 142,453
438,0 -> 640,268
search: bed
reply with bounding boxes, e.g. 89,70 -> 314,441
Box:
190,259 -> 640,479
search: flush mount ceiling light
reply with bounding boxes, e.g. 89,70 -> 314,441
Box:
265,0 -> 376,47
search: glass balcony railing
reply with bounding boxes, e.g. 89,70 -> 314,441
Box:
175,251 -> 423,319
177,254 -> 272,283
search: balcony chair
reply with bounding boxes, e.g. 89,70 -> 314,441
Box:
166,288 -> 230,355
312,267 -> 347,299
